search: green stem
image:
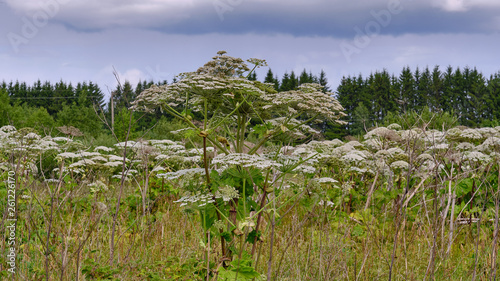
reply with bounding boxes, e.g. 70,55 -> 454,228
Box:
248,114 -> 320,155
250,169 -> 271,256
203,136 -> 227,258
243,179 -> 247,218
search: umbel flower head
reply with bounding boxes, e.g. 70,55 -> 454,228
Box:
261,83 -> 346,123
130,52 -> 346,126
195,50 -> 251,78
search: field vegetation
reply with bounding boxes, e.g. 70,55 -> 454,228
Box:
1,52 -> 500,280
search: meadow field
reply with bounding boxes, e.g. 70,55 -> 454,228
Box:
1,52 -> 500,280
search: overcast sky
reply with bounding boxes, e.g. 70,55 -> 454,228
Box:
1,0 -> 499,98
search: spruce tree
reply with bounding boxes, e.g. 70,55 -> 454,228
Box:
299,69 -> 311,85
248,72 -> 257,81
318,70 -> 330,92
113,81 -> 135,110
489,72 -> 500,121
431,66 -> 443,112
264,69 -> 279,90
289,71 -> 298,90
397,66 -> 416,113
280,72 -> 291,91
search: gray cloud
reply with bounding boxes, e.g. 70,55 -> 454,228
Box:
3,0 -> 500,38
1,0 -> 499,98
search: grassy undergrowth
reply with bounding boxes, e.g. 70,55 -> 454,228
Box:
1,178 -> 498,280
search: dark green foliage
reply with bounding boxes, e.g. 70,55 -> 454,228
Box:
336,66 -> 500,136
351,102 -> 372,136
113,108 -> 139,141
263,69 -> 279,91
82,258 -> 121,280
382,106 -> 458,130
113,81 -> 135,110
57,102 -> 101,137
2,65 -> 500,141
248,71 -> 257,81
318,70 -> 330,92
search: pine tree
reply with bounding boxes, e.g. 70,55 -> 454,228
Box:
248,72 -> 257,81
264,69 -> 279,90
351,102 -> 372,135
442,66 -> 455,114
489,72 -> 500,121
280,72 -> 291,91
370,70 -> 397,121
467,67 -> 488,124
299,69 -> 312,85
318,70 -> 330,92
431,66 -> 443,112
397,66 -> 416,113
418,67 -> 432,110
113,81 -> 135,110
88,81 -> 105,109
289,71 -> 298,90
336,76 -> 357,119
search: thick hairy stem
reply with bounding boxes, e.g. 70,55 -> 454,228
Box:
46,160 -> 65,281
248,135 -> 270,155
249,114 -> 320,155
203,136 -> 226,258
226,198 -> 239,260
491,173 -> 500,279
442,168 -> 453,253
491,165 -> 500,279
425,170 -> 441,281
364,171 -> 379,210
267,211 -> 276,281
239,115 -> 247,153
403,176 -> 429,209
388,200 -> 403,281
251,190 -> 268,256
110,112 -> 134,266
472,189 -> 489,281
446,190 -> 456,256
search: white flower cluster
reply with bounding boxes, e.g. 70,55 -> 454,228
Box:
0,125 -> 16,133
318,200 -> 335,207
212,153 -> 282,170
94,146 -> 115,152
460,129 -> 484,141
174,193 -> 215,207
261,83 -> 346,122
387,123 -> 402,131
463,151 -> 491,163
429,143 -> 449,151
426,131 -> 447,146
215,185 -> 239,202
390,160 -> 409,170
341,151 -> 366,163
293,164 -> 316,174
364,127 -> 400,141
399,128 -> 424,141
157,168 -> 206,180
456,142 -> 475,151
416,153 -> 434,162
266,117 -> 321,139
314,177 -> 338,184
130,56 -> 266,114
88,180 -> 108,193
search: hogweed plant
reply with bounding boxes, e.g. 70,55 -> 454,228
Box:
131,51 -> 346,279
4,121 -> 500,278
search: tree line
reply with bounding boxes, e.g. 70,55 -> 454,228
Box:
337,66 -> 500,136
0,79 -> 168,139
1,66 -> 499,140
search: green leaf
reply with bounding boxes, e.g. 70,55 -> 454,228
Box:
246,230 -> 261,244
